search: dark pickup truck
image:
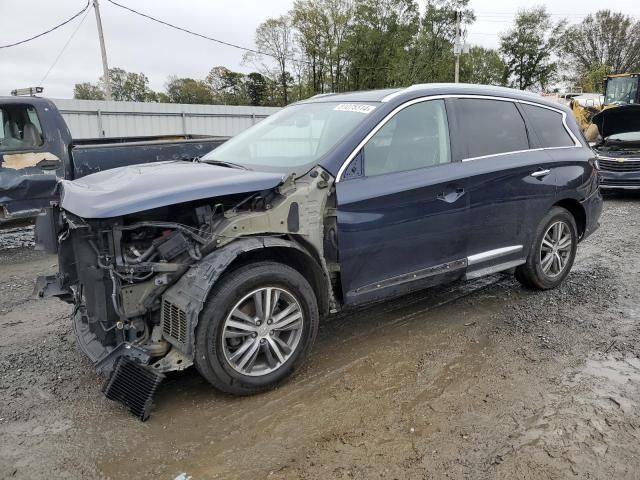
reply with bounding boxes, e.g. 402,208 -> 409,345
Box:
0,96 -> 227,220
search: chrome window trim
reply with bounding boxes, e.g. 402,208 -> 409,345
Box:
335,94 -> 583,182
462,145 -> 580,163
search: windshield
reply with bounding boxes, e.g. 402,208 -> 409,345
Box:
605,77 -> 639,106
608,131 -> 640,142
201,101 -> 378,172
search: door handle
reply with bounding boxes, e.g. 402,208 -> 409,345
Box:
38,159 -> 60,170
530,168 -> 551,178
437,187 -> 465,203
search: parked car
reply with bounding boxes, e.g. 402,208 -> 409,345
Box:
591,105 -> 640,190
35,83 -> 602,420
0,96 -> 227,221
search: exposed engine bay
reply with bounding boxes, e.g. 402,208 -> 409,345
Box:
35,165 -> 338,419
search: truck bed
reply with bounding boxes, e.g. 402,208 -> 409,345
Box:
70,136 -> 227,179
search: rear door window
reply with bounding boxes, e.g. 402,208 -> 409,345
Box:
521,104 -> 576,148
456,99 -> 529,159
363,99 -> 451,176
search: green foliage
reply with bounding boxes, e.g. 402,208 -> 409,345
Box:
165,77 -> 216,104
343,0 -> 419,90
246,72 -> 268,105
74,3 -> 636,105
102,68 -> 156,102
249,15 -> 295,105
499,7 -> 565,90
575,63 -> 609,93
407,0 -> 474,84
73,82 -> 105,100
460,46 -> 506,86
291,0 -> 352,93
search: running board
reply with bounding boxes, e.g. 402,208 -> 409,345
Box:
102,356 -> 164,421
464,259 -> 525,280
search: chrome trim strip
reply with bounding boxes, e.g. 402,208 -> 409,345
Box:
467,245 -> 523,266
594,154 -> 640,162
348,258 -> 467,296
465,259 -> 526,280
336,94 -> 582,182
462,145 -> 579,163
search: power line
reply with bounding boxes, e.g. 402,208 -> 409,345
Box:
105,0 -> 268,57
104,0 -> 394,71
0,1 -> 90,49
39,9 -> 91,87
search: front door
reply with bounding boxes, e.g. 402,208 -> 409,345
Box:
0,101 -> 63,219
336,99 -> 470,305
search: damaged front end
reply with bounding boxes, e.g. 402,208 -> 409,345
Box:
35,162 -> 337,420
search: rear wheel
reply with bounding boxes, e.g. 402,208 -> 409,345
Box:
515,207 -> 578,290
194,261 -> 319,395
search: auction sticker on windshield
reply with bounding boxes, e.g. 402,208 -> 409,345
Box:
333,104 -> 376,114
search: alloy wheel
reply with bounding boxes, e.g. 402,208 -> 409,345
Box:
221,287 -> 304,376
539,221 -> 573,278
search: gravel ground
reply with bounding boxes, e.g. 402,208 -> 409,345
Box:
0,194 -> 639,479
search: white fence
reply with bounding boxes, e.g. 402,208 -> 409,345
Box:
51,98 -> 281,139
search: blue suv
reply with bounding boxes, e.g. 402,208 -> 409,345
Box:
38,83 -> 602,418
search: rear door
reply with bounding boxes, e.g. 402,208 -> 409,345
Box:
453,97 -> 558,275
336,98 -> 470,305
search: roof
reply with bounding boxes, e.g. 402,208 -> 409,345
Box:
0,95 -> 54,106
300,83 -> 562,109
304,88 -> 402,103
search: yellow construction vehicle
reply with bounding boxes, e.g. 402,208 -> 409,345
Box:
570,73 -> 640,142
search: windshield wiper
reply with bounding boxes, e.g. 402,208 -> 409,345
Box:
199,159 -> 250,170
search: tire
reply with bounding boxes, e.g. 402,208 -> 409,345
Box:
194,261 -> 319,395
515,207 -> 578,290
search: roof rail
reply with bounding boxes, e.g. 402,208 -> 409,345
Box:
308,92 -> 335,99
381,83 -> 542,102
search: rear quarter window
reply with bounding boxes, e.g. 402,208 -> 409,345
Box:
456,99 -> 529,159
521,104 -> 576,148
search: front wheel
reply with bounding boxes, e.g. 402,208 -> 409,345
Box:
194,261 -> 319,395
515,207 -> 578,290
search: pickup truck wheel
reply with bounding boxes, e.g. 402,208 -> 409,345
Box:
515,207 -> 577,290
194,261 -> 319,395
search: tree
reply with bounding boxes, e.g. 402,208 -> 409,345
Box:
408,0 -> 474,83
291,0 -> 353,94
499,7 -> 565,90
205,66 -> 248,104
73,82 -> 105,100
100,67 -> 156,101
249,15 -> 296,105
343,0 -> 419,90
460,46 -> 506,86
165,77 -> 215,104
575,63 -> 609,93
246,72 -> 268,105
561,10 -> 640,80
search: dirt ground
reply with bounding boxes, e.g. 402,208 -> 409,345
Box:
1,194 -> 639,480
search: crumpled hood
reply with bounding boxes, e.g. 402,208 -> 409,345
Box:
592,105 -> 640,139
60,161 -> 285,218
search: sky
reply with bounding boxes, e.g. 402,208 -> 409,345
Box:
1,0 -> 639,99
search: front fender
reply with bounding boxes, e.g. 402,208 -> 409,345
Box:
159,237 -> 319,357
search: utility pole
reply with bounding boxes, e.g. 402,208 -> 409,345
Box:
93,0 -> 112,100
453,10 -> 461,83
